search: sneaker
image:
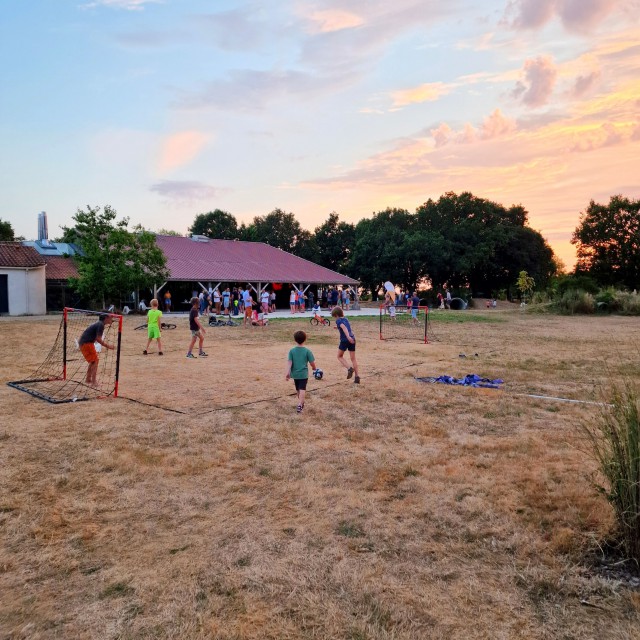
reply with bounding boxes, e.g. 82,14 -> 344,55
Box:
296,404 -> 303,414
143,350 -> 148,355
186,353 -> 197,358
158,352 -> 163,356
199,351 -> 208,357
354,376 -> 361,384
347,367 -> 354,379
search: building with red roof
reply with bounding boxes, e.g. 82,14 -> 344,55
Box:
0,242 -> 47,315
153,235 -> 359,311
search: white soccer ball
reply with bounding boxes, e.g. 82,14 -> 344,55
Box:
94,342 -> 102,353
314,368 -> 324,380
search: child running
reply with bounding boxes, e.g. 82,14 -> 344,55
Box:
143,298 -> 163,355
285,330 -> 318,414
186,296 -> 207,358
331,307 -> 360,384
331,306 -> 360,384
78,313 -> 115,386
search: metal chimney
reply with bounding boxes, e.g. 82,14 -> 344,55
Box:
38,212 -> 48,241
37,212 -> 54,248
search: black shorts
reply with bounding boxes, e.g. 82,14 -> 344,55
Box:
339,340 -> 356,352
294,378 -> 308,391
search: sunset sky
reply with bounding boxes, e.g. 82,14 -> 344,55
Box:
1,0 -> 638,268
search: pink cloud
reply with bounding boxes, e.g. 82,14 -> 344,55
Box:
512,56 -> 558,108
505,0 -> 628,33
430,123 -> 453,148
481,109 -> 517,139
571,121 -> 632,151
505,0 -> 555,29
457,123 -> 478,144
158,131 -> 211,173
571,70 -> 601,98
558,0 -> 618,33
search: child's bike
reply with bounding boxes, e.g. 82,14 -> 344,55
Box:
135,322 -> 177,330
310,315 -> 331,327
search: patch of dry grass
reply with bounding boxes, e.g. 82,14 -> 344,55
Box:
0,310 -> 639,639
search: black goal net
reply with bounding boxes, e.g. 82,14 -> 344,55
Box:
7,308 -> 123,403
379,304 -> 429,343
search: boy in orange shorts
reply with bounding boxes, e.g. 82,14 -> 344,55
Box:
78,314 -> 115,386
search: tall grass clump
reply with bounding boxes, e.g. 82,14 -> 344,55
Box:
615,290 -> 640,316
582,380 -> 640,563
553,289 -> 595,315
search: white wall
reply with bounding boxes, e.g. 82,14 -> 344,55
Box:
0,267 -> 46,315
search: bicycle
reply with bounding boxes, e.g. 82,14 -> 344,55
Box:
134,322 -> 177,330
310,314 -> 331,327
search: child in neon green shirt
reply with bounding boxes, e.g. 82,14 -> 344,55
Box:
144,298 -> 164,355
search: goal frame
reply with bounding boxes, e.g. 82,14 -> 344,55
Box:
7,307 -> 123,403
379,304 -> 429,343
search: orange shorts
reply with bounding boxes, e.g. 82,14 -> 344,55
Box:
80,343 -> 98,363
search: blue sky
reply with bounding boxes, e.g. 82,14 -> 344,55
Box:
1,0 -> 639,267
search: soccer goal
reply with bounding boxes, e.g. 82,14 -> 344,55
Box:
7,308 -> 123,403
379,304 -> 429,343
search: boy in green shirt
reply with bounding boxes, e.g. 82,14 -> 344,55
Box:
144,298 -> 164,356
285,330 -> 318,414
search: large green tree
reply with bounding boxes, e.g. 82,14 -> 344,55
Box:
350,208 -> 421,296
0,218 -> 15,241
572,195 -> 640,289
415,192 -> 556,295
312,212 -> 355,274
64,205 -> 168,308
189,209 -> 238,239
243,208 -> 315,259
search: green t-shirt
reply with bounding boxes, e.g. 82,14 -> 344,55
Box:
288,346 -> 314,379
147,308 -> 162,329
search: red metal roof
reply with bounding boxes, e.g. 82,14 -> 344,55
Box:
44,255 -> 79,280
156,236 -> 358,285
0,243 -> 46,268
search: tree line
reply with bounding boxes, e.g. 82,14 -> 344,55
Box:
3,191 -> 637,304
188,192 -> 558,297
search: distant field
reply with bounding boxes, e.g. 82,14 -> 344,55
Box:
1,310 -> 639,639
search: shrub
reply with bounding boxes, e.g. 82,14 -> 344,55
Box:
553,290 -> 595,314
615,290 -> 640,316
581,380 -> 640,563
556,274 -> 599,296
595,287 -> 618,312
531,291 -> 551,305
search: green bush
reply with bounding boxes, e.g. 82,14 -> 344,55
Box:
556,274 -> 599,296
614,290 -> 640,316
531,291 -> 551,305
581,380 -> 640,563
553,289 -> 595,314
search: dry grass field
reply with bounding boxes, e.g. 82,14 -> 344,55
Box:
1,309 -> 639,640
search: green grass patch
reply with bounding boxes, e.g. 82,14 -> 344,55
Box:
100,581 -> 135,599
336,520 -> 365,538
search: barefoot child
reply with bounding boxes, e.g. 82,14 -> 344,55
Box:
78,313 -> 115,386
285,330 -> 318,414
143,298 -> 163,355
331,306 -> 360,384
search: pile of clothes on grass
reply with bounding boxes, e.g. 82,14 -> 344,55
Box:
415,374 -> 503,389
